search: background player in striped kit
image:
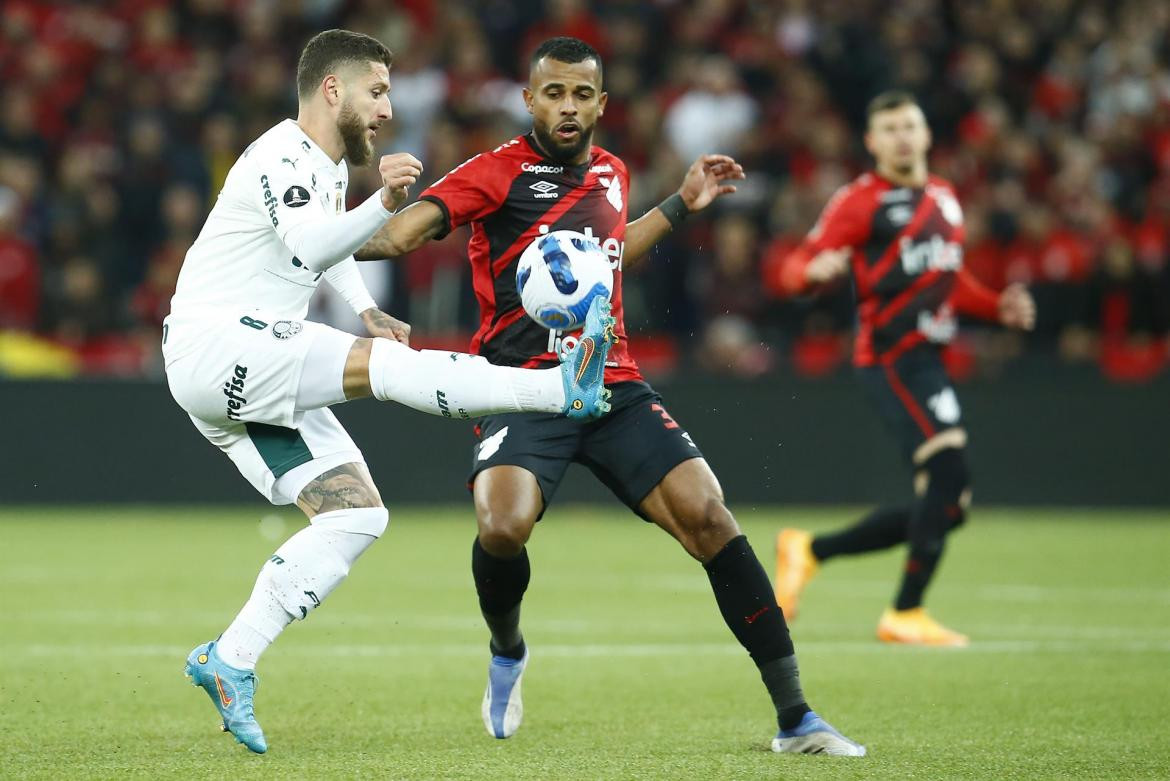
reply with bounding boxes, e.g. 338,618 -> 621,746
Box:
773,90 -> 1036,646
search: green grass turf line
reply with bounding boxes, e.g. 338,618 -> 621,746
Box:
0,506 -> 1167,779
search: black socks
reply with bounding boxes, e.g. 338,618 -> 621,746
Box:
896,448 -> 969,610
471,537 -> 529,659
704,535 -> 810,730
811,505 -> 911,561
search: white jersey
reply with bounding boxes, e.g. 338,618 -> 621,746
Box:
170,119 -> 351,320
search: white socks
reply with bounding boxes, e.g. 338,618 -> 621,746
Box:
216,507 -> 389,670
368,338 -> 564,418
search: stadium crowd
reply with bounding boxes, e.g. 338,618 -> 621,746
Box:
1,0 -> 1168,380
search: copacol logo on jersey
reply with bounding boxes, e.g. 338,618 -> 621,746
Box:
283,186 -> 311,208
272,320 -> 302,340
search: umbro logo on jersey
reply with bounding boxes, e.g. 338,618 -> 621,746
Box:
530,180 -> 559,199
283,186 -> 310,207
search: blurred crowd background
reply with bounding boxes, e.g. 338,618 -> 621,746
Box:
1,0 -> 1168,381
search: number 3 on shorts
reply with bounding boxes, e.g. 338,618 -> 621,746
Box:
240,315 -> 268,330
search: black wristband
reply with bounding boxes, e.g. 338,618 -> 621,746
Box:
657,193 -> 690,229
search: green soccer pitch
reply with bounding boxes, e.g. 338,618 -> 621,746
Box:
1,506 -> 1167,780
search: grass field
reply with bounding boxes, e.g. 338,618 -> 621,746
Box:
1,505 -> 1167,780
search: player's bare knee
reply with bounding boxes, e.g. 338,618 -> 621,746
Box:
476,507 -> 534,556
676,496 -> 739,561
297,462 -> 384,517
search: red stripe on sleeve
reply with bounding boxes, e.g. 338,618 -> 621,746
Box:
951,268 -> 1000,321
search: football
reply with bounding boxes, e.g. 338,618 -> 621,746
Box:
515,229 -> 613,330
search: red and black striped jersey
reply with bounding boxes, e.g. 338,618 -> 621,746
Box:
419,132 -> 641,383
782,172 -> 1000,366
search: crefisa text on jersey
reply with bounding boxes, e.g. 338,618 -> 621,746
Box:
259,175 -> 279,228
223,364 -> 249,421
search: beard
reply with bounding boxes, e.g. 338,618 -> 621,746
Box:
338,102 -> 375,166
532,119 -> 593,164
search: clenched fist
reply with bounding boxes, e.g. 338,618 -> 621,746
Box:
379,153 -> 424,212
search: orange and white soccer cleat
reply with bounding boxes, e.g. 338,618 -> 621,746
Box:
876,607 -> 969,647
773,529 -> 818,620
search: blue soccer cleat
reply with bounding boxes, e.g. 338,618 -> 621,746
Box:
481,649 -> 529,739
184,640 -> 268,754
560,296 -> 615,420
772,711 -> 867,756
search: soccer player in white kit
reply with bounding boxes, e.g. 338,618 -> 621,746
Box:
165,29 -> 614,754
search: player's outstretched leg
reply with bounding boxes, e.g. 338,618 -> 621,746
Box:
185,641 -> 267,754
560,296 -> 615,419
362,300 -> 614,421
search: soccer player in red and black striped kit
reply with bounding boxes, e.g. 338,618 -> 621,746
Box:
773,91 -> 1036,646
358,37 -> 865,755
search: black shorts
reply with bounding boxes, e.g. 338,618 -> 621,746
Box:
857,352 -> 963,463
469,381 -> 704,518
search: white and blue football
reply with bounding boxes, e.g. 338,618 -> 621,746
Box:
515,229 -> 613,330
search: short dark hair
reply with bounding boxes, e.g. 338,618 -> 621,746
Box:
297,29 -> 393,99
866,90 -> 920,123
530,36 -> 603,80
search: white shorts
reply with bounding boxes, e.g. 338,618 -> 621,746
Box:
163,311 -> 365,505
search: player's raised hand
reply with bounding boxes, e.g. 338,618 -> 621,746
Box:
359,307 -> 412,345
998,282 -> 1036,331
678,154 -> 746,213
379,153 -> 423,212
805,247 -> 852,285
